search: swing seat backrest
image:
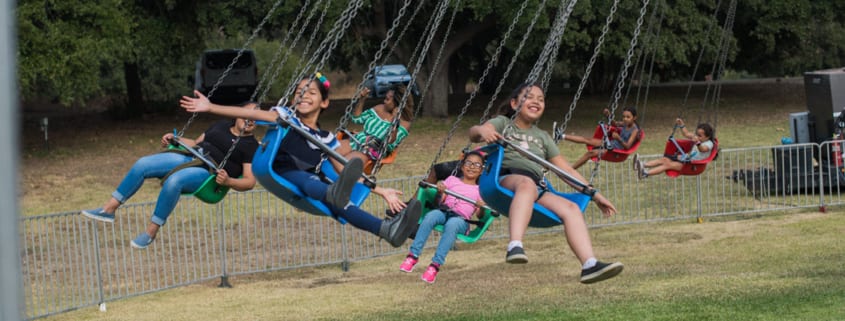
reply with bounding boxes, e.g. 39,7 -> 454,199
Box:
252,121 -> 371,222
478,144 -> 590,228
663,138 -> 719,178
587,125 -> 644,162
415,187 -> 495,244
335,130 -> 397,175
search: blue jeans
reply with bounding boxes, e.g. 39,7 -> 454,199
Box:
409,209 -> 469,266
113,152 -> 209,226
279,170 -> 383,235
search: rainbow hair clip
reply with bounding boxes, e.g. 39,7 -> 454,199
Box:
315,72 -> 331,90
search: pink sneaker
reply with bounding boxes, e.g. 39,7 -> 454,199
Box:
399,255 -> 418,272
421,264 -> 439,284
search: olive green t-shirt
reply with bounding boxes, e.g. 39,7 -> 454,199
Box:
488,115 -> 560,180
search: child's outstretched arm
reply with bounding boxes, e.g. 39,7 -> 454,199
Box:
180,90 -> 277,122
676,118 -> 693,139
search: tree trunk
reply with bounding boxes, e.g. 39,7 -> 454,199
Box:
123,62 -> 144,118
425,56 -> 451,118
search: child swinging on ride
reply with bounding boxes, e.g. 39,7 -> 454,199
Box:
400,150 -> 486,284
560,107 -> 640,169
633,118 -> 714,179
469,82 -> 624,284
337,85 -> 414,170
82,102 -> 260,249
180,73 -> 421,247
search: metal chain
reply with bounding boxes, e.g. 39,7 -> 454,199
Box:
474,0 -> 549,132
678,0 -> 724,121
406,0 -> 447,77
397,0 -> 452,120
277,0 -> 355,108
555,0 -> 619,138
636,1 -> 664,124
252,0 -> 320,103
178,0 -> 285,138
540,0 -> 575,91
502,0 -> 569,139
607,0 -> 650,120
622,0 -> 660,111
423,0 -> 534,181
336,0 -> 416,131
373,0 -> 458,177
706,0 -> 736,130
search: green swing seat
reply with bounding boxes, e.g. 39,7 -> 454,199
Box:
415,186 -> 496,244
167,144 -> 230,204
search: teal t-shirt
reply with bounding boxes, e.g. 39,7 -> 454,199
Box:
488,115 -> 560,180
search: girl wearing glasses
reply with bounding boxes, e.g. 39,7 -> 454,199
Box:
399,150 -> 486,284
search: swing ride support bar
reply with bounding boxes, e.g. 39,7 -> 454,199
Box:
276,115 -> 377,188
497,139 -> 592,194
170,138 -> 219,170
418,181 -> 500,216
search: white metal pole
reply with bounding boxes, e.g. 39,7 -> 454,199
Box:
1,0 -> 23,320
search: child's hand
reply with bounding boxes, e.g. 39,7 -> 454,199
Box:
477,126 -> 503,144
602,108 -> 611,118
436,182 -> 446,193
161,132 -> 176,147
215,169 -> 230,185
592,193 -> 617,217
180,90 -> 211,113
359,87 -> 370,98
475,199 -> 486,209
611,132 -> 621,140
379,188 -> 406,213
675,118 -> 686,127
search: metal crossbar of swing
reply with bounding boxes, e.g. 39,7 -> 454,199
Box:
20,142 -> 845,320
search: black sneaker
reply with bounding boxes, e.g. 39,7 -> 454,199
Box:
580,261 -> 624,284
378,199 -> 422,247
326,158 -> 363,209
505,246 -> 528,264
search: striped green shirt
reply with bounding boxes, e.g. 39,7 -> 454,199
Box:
349,108 -> 409,153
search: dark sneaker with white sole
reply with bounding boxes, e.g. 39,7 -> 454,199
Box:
506,246 -> 528,264
379,199 -> 422,247
580,261 -> 624,284
326,158 -> 363,209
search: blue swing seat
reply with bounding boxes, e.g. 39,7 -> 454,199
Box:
478,144 -> 590,228
253,121 -> 371,223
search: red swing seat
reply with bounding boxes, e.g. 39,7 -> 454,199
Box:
586,124 -> 644,162
662,138 -> 719,177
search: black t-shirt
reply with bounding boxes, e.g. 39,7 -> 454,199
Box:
196,120 -> 258,178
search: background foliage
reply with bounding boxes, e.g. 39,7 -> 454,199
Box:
16,0 -> 845,116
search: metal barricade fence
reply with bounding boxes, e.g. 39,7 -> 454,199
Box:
19,143 -> 840,320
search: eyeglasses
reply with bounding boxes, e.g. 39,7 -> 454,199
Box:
462,161 -> 483,169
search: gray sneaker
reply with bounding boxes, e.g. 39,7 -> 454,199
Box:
379,199 -> 422,247
326,158 -> 363,209
632,154 -> 640,171
506,246 -> 528,264
81,208 -> 115,223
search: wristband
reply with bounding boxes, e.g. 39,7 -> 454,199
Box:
582,185 -> 597,199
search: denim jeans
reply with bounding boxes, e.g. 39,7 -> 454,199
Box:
409,209 -> 469,266
113,152 -> 209,226
279,170 -> 382,235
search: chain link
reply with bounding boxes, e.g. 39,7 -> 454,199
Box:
252,0 -> 321,103
607,0 -> 650,121
422,0 -> 534,180
540,0 -> 575,91
178,0 -> 285,138
336,0 -> 417,131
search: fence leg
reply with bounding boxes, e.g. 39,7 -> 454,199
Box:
91,220 -> 106,311
217,201 -> 232,288
818,143 -> 827,213
696,175 -> 704,223
341,225 -> 350,272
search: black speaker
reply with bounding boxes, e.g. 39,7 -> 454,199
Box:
804,68 -> 845,143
